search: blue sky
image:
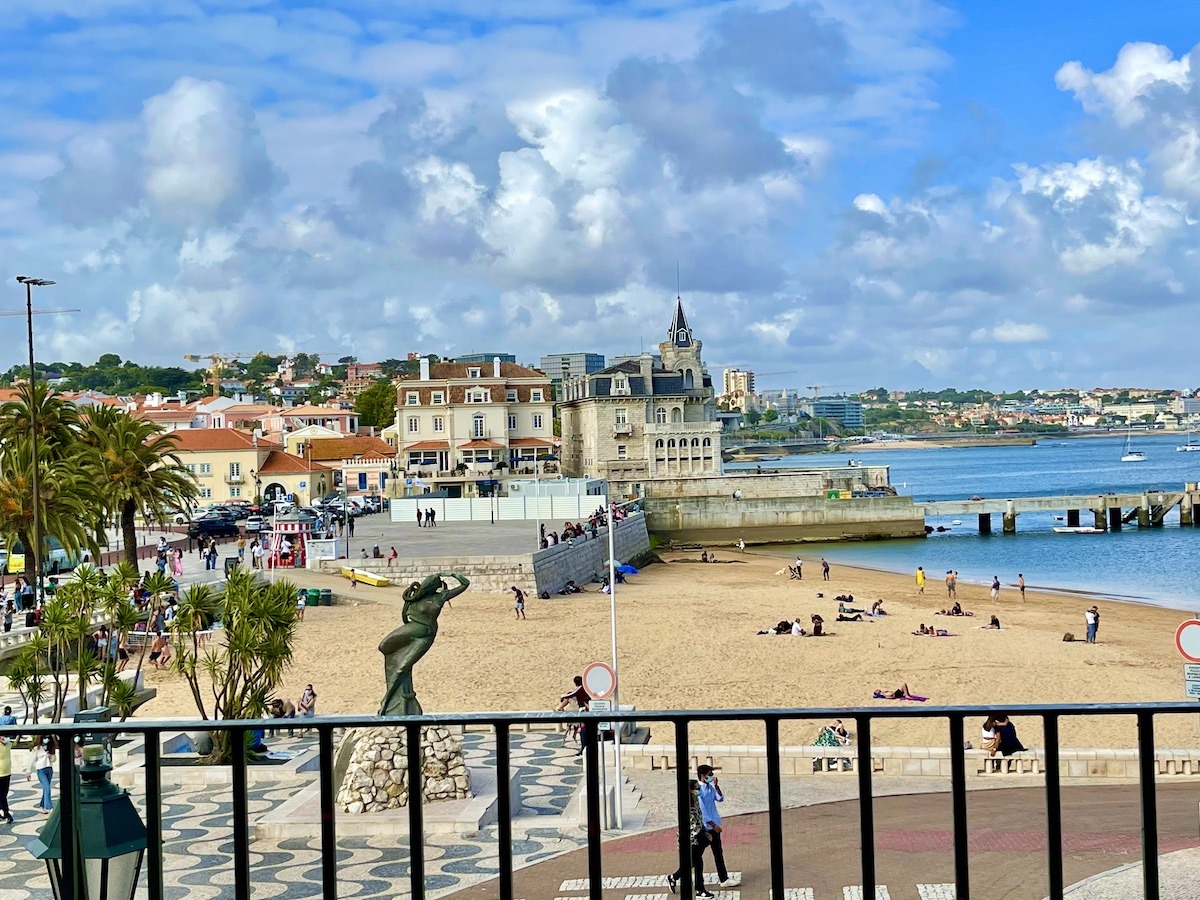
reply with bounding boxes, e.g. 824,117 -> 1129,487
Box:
2,0 -> 1199,390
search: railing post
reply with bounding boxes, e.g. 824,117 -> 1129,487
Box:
318,726 -> 338,899
1043,714 -> 1063,900
495,723 -> 514,899
230,727 -> 251,900
144,731 -> 165,900
1137,711 -> 1159,899
58,734 -> 77,900
764,718 -> 786,900
406,723 -> 426,900
856,715 -> 876,897
583,718 -> 603,900
674,720 -> 693,897
948,714 -> 970,899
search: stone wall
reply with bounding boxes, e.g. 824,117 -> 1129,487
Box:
530,513 -> 651,595
336,726 -> 470,813
314,555 -> 536,596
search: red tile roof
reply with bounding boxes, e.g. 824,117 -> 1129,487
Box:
257,450 -> 332,475
169,429 -> 275,452
508,437 -> 556,447
405,441 -> 449,451
306,436 -> 396,461
459,439 -> 505,449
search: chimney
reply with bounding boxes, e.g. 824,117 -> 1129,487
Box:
493,356 -> 502,378
419,356 -> 430,381
639,352 -> 653,383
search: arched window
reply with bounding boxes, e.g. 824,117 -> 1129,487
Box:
655,439 -> 665,449
667,439 -> 676,449
472,414 -> 485,438
683,369 -> 694,389
655,407 -> 667,424
671,407 -> 682,423
691,438 -> 700,447
702,437 -> 712,447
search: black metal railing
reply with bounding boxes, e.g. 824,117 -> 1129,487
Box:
2,700 -> 1196,900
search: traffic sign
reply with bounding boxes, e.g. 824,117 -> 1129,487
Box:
299,481 -> 307,488
1186,681 -> 1200,699
589,698 -> 613,732
1186,664 -> 1200,681
1176,620 -> 1200,662
583,662 -> 616,699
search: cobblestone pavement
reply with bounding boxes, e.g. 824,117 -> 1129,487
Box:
0,732 -> 586,899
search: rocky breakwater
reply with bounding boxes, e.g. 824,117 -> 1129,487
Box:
336,726 -> 471,813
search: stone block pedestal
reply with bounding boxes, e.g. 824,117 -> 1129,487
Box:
336,725 -> 471,813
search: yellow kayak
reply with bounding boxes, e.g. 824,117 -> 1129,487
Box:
340,567 -> 391,587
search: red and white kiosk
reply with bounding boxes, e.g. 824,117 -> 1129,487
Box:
266,512 -> 314,570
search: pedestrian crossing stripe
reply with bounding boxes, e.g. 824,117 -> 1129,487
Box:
559,873 -> 742,890
843,888 -> 891,899
916,885 -> 956,899
621,894 -> 739,900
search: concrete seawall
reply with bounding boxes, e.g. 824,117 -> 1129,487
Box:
531,514 -> 650,595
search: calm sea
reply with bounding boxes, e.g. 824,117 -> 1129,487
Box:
728,433 -> 1200,610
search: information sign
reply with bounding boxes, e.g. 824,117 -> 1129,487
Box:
590,698 -> 612,732
1185,664 -> 1200,681
1186,682 -> 1200,700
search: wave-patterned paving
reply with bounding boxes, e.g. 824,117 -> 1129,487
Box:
0,732 -> 589,898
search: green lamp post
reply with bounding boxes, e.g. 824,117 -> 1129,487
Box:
27,743 -> 148,900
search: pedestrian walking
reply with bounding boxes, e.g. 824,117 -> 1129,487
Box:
348,516 -> 355,537
512,586 -> 526,620
945,570 -> 954,598
951,571 -> 959,599
1085,606 -> 1099,643
821,558 -> 830,581
990,575 -> 1000,601
1018,573 -> 1026,602
417,509 -> 424,527
428,508 -> 437,527
697,764 -> 731,887
665,779 -> 713,898
350,570 -> 358,590
736,538 -> 745,553
0,735 -> 12,823
915,566 -> 925,594
27,736 -> 55,814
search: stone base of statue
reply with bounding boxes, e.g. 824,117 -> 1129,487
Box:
335,726 -> 471,813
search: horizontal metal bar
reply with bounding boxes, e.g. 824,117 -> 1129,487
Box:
2,701 -> 1195,735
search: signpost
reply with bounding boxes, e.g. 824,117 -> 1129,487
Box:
1176,623 -> 1200,712
583,662 -> 616,700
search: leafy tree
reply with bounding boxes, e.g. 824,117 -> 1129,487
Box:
338,355 -> 358,365
80,406 -> 198,566
291,353 -> 318,378
763,409 -> 779,423
744,409 -> 761,426
169,572 -> 301,764
355,379 -> 397,428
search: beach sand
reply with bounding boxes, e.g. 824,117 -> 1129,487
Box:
132,554 -> 1200,750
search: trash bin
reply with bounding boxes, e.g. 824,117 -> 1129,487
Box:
307,588 -> 320,606
319,589 -> 333,607
224,557 -> 240,576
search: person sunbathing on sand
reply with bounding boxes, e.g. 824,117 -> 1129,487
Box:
980,615 -> 1002,630
874,684 -> 926,701
836,613 -> 863,622
915,624 -> 930,635
870,599 -> 886,616
838,602 -> 866,614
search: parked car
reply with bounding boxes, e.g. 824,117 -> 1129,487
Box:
361,495 -> 382,513
187,515 -> 240,539
244,515 -> 267,533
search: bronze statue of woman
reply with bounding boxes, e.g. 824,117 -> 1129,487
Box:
378,572 -> 470,716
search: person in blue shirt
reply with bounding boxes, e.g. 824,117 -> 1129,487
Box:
0,705 -> 15,727
696,764 -> 730,886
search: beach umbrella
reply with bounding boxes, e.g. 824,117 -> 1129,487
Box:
616,563 -> 638,575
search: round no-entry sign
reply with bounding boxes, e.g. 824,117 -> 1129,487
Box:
1175,620 -> 1200,662
582,662 -> 616,699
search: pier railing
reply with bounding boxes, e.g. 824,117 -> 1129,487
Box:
2,701 -> 1194,900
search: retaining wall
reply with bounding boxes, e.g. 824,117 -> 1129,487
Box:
531,514 -> 650,596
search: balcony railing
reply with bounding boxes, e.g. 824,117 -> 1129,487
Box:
224,474 -> 245,484
1,701 -> 1191,900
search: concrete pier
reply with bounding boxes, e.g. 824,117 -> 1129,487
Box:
1137,507 -> 1151,528
1093,508 -> 1107,530
978,513 -> 992,534
1067,509 -> 1081,528
1002,512 -> 1017,534
1183,503 -> 1196,527
1108,507 -> 1122,531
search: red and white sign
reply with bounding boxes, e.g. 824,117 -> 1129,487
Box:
1175,620 -> 1200,662
583,662 -> 616,699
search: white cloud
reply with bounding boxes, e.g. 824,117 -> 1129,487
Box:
1056,42 -> 1191,127
972,321 -> 1050,344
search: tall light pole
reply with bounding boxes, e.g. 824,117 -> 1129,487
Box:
5,277 -> 76,603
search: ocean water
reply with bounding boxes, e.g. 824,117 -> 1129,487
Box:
729,433 -> 1200,610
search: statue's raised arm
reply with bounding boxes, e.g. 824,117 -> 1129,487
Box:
437,573 -> 470,604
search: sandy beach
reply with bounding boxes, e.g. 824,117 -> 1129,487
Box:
132,553 -> 1199,750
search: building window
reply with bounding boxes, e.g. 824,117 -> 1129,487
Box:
617,445 -> 627,459
668,439 -> 676,448
407,417 -> 419,433
671,407 -> 683,423
184,464 -> 196,474
199,487 -> 212,498
506,389 -> 517,402
655,407 -> 667,424
467,390 -> 490,403
433,416 -> 445,432
703,437 -> 712,447
691,438 -> 700,447
473,415 -> 485,438
230,462 -> 241,477
468,367 -> 481,379
532,414 -> 543,429
531,389 -> 544,403
199,463 -> 212,475
432,392 -> 445,405
655,439 -> 665,449
615,408 -> 627,425
508,415 -> 516,431
229,487 -> 241,498
406,392 -> 419,406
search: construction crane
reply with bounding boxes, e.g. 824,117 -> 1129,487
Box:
183,353 -> 260,398
806,384 -> 850,400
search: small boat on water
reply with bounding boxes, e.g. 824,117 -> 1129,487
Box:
951,519 -> 962,526
1121,432 -> 1146,463
1053,526 -> 1105,534
1177,432 -> 1200,452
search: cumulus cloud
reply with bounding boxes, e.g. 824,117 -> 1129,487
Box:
971,321 -> 1051,344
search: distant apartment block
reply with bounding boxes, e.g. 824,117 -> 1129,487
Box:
453,352 -> 517,364
808,399 -> 865,429
540,353 -> 605,398
721,368 -> 756,413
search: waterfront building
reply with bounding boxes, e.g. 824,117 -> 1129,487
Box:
1102,401 -> 1166,423
540,352 -> 605,398
559,298 -> 722,494
807,399 -> 865,429
393,356 -> 555,491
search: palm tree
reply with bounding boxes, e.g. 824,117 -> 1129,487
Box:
81,406 -> 198,566
0,437 -> 102,582
0,381 -> 80,457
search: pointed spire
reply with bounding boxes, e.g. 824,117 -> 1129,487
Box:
668,296 -> 693,347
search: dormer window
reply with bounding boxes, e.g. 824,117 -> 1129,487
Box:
405,392 -> 419,406
467,389 -> 491,403
431,392 -> 445,405
468,367 -> 482,379
531,389 -> 544,403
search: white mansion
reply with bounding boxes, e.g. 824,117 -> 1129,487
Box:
559,299 -> 722,494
